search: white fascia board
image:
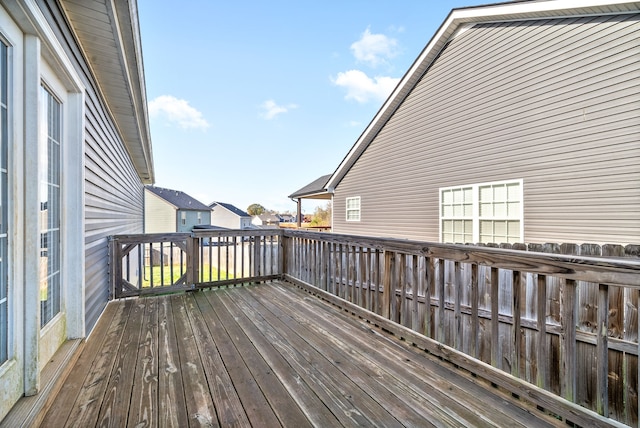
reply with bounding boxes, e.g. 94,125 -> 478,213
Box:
325,0 -> 640,191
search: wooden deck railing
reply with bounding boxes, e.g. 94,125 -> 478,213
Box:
108,229 -> 282,298
109,229 -> 640,426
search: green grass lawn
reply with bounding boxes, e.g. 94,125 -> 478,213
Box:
142,264 -> 233,288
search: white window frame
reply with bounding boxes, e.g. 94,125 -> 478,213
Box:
181,211 -> 186,225
345,196 -> 361,222
439,179 -> 523,244
197,212 -> 202,224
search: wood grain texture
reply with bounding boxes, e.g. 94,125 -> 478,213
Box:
37,283 -> 580,427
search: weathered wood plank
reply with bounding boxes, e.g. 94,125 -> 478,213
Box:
216,289 -> 340,427
39,300 -> 124,427
231,287 -> 401,426
183,293 -> 251,427
267,282 -> 560,428
96,299 -> 145,427
203,291 -> 312,427
170,294 -> 219,427
561,279 -> 577,402
286,275 -> 625,428
157,295 -> 189,427
127,297 -> 159,428
192,292 -> 281,427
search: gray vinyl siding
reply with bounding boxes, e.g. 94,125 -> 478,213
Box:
41,1 -> 146,332
333,13 -> 640,246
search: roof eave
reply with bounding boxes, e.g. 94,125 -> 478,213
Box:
61,0 -> 154,184
325,0 -> 640,191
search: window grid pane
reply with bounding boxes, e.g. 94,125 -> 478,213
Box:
346,197 -> 360,221
40,87 -> 61,327
442,181 -> 522,245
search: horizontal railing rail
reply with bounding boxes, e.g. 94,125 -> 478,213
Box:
282,229 -> 640,427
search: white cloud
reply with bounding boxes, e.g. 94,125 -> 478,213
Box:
350,27 -> 399,67
148,95 -> 209,129
259,99 -> 298,120
332,70 -> 399,103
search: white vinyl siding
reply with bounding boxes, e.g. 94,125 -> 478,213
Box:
144,189 -> 176,233
346,197 -> 361,222
333,14 -> 640,245
440,180 -> 523,244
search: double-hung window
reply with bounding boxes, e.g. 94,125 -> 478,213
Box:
346,197 -> 361,222
440,179 -> 522,244
181,211 -> 186,225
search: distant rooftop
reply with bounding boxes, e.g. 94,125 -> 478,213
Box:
288,174 -> 332,199
210,202 -> 250,217
145,186 -> 211,211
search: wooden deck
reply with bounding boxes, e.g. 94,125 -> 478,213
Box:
39,281 -> 564,427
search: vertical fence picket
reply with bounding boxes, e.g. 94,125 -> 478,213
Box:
437,259 -> 445,344
597,283 -> 609,417
561,279 -> 577,402
512,271 -> 522,378
491,267 -> 500,370
412,255 -> 419,333
537,274 -> 548,390
454,261 -> 462,351
471,263 -> 479,359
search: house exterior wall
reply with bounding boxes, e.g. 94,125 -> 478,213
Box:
211,207 -> 250,229
176,210 -> 211,233
333,13 -> 640,245
0,0 -> 150,420
144,190 -> 177,233
40,0 -> 149,333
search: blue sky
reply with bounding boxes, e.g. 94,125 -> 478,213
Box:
138,0 -> 489,214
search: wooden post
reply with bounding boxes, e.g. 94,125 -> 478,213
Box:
296,198 -> 302,227
108,237 -> 121,299
186,235 -> 199,287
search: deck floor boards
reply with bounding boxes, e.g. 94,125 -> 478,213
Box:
39,282 -> 564,427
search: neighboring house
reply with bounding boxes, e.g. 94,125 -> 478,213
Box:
0,0 -> 153,421
279,214 -> 296,223
145,186 -> 212,233
326,1 -> 640,246
252,213 -> 282,227
289,174 -> 332,226
210,202 -> 252,229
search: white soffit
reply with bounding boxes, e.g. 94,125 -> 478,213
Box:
60,0 -> 154,183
